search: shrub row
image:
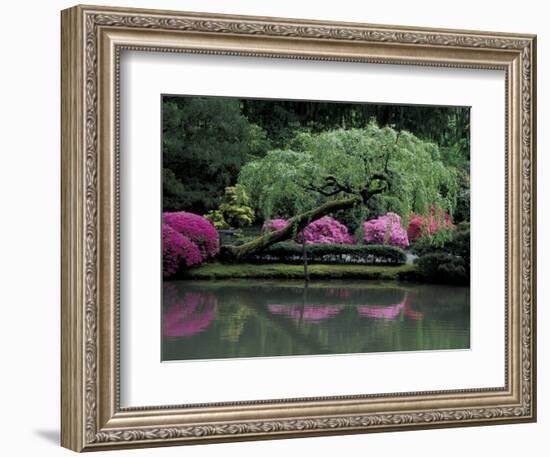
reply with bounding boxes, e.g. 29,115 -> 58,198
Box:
241,242 -> 407,265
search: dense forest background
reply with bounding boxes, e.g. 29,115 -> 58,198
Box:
162,95 -> 470,221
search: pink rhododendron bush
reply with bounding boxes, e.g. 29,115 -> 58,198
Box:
163,211 -> 220,259
162,212 -> 220,278
407,206 -> 453,242
162,224 -> 203,278
363,212 -> 409,249
298,216 -> 354,244
262,216 -> 354,244
261,218 -> 289,233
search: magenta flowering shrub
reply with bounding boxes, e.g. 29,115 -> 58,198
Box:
363,212 -> 409,249
163,211 -> 220,259
262,216 -> 354,244
162,224 -> 203,278
261,218 -> 289,233
297,216 -> 354,244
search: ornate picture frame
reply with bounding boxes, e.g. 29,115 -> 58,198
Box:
61,4 -> 536,452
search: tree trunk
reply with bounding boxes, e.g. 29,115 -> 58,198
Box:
221,196 -> 360,260
302,238 -> 310,283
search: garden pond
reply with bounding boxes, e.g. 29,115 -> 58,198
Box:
162,279 -> 470,361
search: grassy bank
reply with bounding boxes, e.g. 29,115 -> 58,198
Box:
181,262 -> 417,280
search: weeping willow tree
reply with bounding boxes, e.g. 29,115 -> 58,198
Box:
222,123 -> 458,259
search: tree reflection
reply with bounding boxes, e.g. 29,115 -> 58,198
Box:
161,281 -> 469,361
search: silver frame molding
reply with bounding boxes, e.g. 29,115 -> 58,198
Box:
61,4 -> 537,452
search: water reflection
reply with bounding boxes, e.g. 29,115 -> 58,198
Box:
162,280 -> 469,361
162,285 -> 217,337
357,294 -> 424,320
268,304 -> 345,322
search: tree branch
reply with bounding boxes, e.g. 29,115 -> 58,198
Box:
221,196 -> 361,259
302,175 -> 354,197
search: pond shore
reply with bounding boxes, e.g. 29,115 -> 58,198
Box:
180,262 -> 417,281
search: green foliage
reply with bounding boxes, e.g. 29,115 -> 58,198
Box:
238,149 -> 320,219
414,226 -> 470,285
242,100 -> 470,168
181,262 -> 416,280
203,210 -> 227,230
411,227 -> 456,256
456,221 -> 470,232
162,168 -> 188,211
333,205 -> 368,236
162,96 -> 270,213
218,305 -> 255,343
453,173 -> 470,223
204,185 -> 255,229
236,242 -> 407,265
238,123 -> 459,224
446,229 -> 470,263
432,228 -> 456,247
438,109 -> 470,170
416,253 -> 467,285
412,225 -> 469,257
217,225 -> 261,247
162,96 -> 469,220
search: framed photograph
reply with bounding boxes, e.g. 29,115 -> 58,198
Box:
61,4 -> 537,452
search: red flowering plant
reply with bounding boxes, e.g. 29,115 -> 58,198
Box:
363,212 -> 409,249
406,215 -> 427,242
407,205 -> 454,243
407,206 -> 457,258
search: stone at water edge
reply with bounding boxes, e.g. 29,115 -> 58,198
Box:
406,252 -> 418,265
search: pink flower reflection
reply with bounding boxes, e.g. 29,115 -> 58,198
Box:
323,288 -> 352,298
163,288 -> 217,337
357,294 -> 424,320
357,302 -> 405,320
404,300 -> 425,320
268,304 -> 344,323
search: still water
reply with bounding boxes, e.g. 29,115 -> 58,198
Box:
162,280 -> 470,361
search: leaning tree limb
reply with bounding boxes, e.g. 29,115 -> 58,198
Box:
221,196 -> 361,260
221,170 -> 392,260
